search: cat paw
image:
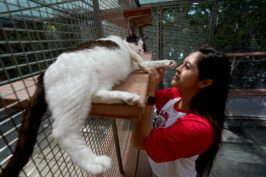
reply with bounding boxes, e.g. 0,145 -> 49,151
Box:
85,155 -> 112,175
123,93 -> 140,105
166,60 -> 177,68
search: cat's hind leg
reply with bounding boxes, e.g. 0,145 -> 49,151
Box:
50,95 -> 111,175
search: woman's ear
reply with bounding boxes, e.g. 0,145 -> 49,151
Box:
198,79 -> 213,89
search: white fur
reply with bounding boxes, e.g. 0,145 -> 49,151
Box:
43,35 -> 176,175
124,39 -> 144,55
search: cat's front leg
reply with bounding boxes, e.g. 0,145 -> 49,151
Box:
92,90 -> 141,105
126,46 -> 149,72
144,59 -> 177,69
162,59 -> 177,68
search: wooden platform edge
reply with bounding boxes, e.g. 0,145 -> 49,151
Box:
119,125 -> 152,177
90,104 -> 144,120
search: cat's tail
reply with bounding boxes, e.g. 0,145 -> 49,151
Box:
0,73 -> 47,177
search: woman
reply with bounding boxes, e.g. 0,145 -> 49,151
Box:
132,46 -> 231,177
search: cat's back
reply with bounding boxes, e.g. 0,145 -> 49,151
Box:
47,36 -> 127,67
44,35 -> 132,88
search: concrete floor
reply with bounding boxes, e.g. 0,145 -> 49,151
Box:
121,119 -> 266,177
210,120 -> 266,177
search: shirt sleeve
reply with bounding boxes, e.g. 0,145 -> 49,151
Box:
155,89 -> 170,112
155,87 -> 181,112
145,114 -> 214,163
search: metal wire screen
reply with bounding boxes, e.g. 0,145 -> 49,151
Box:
0,0 -> 137,176
143,0 -> 265,89
142,0 -> 265,119
143,1 -> 216,89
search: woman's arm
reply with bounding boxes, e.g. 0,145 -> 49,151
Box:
131,67 -> 166,149
131,103 -> 153,149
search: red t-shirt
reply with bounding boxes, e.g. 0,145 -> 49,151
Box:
145,87 -> 214,163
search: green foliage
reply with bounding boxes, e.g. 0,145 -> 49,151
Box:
213,0 -> 266,52
213,0 -> 266,89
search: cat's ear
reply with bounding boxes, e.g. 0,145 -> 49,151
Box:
128,25 -> 135,37
126,26 -> 135,42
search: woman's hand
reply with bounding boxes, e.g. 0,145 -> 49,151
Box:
147,67 -> 166,96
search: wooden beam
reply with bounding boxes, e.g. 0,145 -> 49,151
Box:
228,89 -> 266,97
225,52 -> 266,58
123,7 -> 152,17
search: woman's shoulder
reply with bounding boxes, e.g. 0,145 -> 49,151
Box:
180,113 -> 213,132
174,113 -> 214,149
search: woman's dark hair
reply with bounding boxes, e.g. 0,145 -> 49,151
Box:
190,46 -> 231,177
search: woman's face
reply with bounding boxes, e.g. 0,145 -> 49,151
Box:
171,52 -> 201,91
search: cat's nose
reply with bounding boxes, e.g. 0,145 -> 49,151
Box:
138,49 -> 142,54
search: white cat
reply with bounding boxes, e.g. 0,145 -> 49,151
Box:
1,32 -> 176,177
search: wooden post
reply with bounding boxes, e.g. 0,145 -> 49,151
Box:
157,7 -> 162,60
92,0 -> 103,38
208,2 -> 218,45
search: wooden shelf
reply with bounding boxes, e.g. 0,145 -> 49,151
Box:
91,52 -> 152,120
100,7 -> 153,30
0,53 -> 152,120
123,7 -> 152,27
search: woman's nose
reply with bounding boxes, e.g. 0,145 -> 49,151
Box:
176,65 -> 182,73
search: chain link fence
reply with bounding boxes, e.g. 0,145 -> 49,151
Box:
0,0 -> 137,176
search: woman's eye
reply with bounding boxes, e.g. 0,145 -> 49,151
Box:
184,64 -> 190,69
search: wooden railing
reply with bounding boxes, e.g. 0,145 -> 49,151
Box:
225,52 -> 266,58
226,52 -> 266,97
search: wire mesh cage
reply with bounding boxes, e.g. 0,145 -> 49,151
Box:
142,0 -> 266,90
142,0 -> 265,120
1,0 -> 265,176
0,0 -> 137,176
143,1 -> 217,89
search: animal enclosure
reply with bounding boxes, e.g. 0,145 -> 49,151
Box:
0,0 -> 265,176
